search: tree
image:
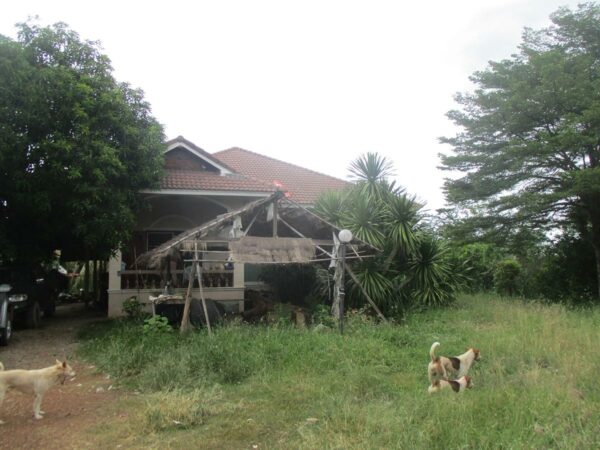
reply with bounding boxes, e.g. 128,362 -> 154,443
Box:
0,21 -> 165,264
439,3 -> 600,298
314,153 -> 459,315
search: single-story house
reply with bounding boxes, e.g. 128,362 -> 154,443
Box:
106,136 -> 349,316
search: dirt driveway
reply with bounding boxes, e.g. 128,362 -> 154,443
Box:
0,304 -> 121,450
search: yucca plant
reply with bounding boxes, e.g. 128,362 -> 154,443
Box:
312,190 -> 347,226
347,261 -> 394,310
408,235 -> 456,307
314,152 -> 459,316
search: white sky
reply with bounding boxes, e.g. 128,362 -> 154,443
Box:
0,0 -> 582,211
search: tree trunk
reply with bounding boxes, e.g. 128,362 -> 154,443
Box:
591,226 -> 600,300
587,199 -> 600,300
594,244 -> 600,300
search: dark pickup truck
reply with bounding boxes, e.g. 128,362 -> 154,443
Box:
0,266 -> 58,346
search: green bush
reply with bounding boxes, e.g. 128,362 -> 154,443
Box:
449,243 -> 503,292
122,296 -> 143,319
143,315 -> 172,334
494,258 -> 522,296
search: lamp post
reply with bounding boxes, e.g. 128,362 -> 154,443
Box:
338,229 -> 352,334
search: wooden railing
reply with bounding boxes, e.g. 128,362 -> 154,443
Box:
119,269 -> 234,290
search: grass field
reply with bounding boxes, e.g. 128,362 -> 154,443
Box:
77,294 -> 600,449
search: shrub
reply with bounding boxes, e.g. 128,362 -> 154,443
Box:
122,296 -> 143,319
143,315 -> 172,334
494,258 -> 521,296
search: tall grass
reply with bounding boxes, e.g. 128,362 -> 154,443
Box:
78,294 -> 600,449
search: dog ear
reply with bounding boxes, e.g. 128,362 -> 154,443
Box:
56,359 -> 62,365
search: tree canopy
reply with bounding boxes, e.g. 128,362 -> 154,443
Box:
0,21 -> 165,264
439,3 -> 600,297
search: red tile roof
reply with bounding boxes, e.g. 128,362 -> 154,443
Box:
212,147 -> 349,204
161,170 -> 275,193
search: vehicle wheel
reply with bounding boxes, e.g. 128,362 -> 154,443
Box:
43,301 -> 56,318
26,301 -> 42,328
0,317 -> 11,346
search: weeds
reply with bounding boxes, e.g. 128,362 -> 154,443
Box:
143,386 -> 229,431
78,294 -> 600,448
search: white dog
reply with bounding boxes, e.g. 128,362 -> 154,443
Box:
0,360 -> 76,423
428,342 -> 480,379
428,342 -> 446,384
428,375 -> 473,394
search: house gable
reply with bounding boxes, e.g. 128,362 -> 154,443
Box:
165,147 -> 218,172
165,136 -> 234,175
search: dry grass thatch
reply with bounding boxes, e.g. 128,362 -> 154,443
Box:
229,236 -> 315,263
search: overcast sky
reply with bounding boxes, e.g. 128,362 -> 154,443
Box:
0,0 -> 584,210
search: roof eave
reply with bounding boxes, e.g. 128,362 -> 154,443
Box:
140,188 -> 274,197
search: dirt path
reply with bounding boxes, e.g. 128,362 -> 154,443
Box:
0,304 -> 121,450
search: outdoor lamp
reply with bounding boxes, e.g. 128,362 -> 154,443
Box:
338,229 -> 353,244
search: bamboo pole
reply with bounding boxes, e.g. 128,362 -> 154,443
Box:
272,198 -> 278,237
180,261 -> 195,334
195,257 -> 212,336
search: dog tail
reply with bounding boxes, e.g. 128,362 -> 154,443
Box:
0,362 -> 3,371
430,342 -> 440,362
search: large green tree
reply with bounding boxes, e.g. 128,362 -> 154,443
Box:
0,22 -> 165,264
439,3 -> 600,298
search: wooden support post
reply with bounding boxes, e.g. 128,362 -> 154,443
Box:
339,243 -> 346,334
272,198 -> 278,237
332,247 -> 342,320
180,242 -> 212,335
180,261 -> 195,333
195,259 -> 212,336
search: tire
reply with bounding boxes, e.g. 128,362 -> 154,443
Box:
26,301 -> 42,328
0,317 -> 11,346
43,300 -> 56,318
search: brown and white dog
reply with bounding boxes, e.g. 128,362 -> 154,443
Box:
428,342 -> 446,384
428,375 -> 473,394
0,360 -> 76,424
429,342 -> 480,379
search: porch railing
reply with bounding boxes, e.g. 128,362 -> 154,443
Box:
118,268 -> 234,290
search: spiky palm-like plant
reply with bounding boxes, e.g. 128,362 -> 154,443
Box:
408,235 -> 456,307
314,153 -> 457,315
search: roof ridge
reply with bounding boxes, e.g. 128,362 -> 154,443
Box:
213,147 -> 348,184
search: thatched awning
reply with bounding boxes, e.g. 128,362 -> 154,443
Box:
135,190 -> 380,269
136,192 -> 281,268
229,236 -> 315,263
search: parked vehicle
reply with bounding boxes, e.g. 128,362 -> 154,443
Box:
0,265 -> 56,345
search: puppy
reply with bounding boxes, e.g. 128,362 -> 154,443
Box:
428,375 -> 473,394
429,342 -> 480,378
0,360 -> 76,423
428,342 -> 447,384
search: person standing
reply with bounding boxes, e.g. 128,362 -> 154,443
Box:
44,250 -> 78,316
